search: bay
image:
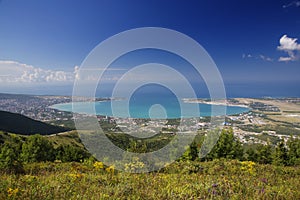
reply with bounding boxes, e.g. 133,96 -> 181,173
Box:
51,99 -> 249,119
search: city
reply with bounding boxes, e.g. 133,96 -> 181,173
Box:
1,93 -> 299,146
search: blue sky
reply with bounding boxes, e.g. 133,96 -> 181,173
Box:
0,0 -> 299,96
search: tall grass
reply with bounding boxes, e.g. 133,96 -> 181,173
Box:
1,160 -> 299,199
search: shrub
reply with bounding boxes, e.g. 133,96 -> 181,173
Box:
0,142 -> 24,174
20,134 -> 55,163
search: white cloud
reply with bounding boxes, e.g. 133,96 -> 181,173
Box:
73,67 -> 121,82
283,1 -> 300,8
277,35 -> 300,62
278,35 -> 300,51
278,56 -> 293,62
242,54 -> 253,59
0,60 -> 74,84
242,54 -> 273,62
0,60 -> 127,85
259,55 -> 273,62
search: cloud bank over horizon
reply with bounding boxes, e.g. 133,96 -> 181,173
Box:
0,60 -> 177,86
0,60 -> 76,85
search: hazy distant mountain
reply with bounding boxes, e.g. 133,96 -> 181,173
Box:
0,110 -> 69,135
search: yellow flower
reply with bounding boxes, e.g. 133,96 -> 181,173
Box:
93,161 -> 104,170
102,194 -> 110,198
7,188 -> 19,197
68,173 -> 84,179
124,158 -> 145,173
240,161 -> 256,175
24,175 -> 37,181
105,165 -> 115,174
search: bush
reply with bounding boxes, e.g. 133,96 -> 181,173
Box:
20,135 -> 55,163
204,129 -> 243,160
56,144 -> 90,162
0,142 -> 24,174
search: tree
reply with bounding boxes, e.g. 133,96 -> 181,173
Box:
181,136 -> 201,161
20,134 -> 55,163
206,129 -> 243,160
256,143 -> 273,164
127,140 -> 147,153
287,137 -> 300,166
272,139 -> 288,166
0,142 -> 24,173
199,129 -> 219,160
245,143 -> 274,164
56,144 -> 89,162
244,147 -> 257,161
180,146 -> 193,161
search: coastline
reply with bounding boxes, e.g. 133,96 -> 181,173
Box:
49,98 -> 250,118
182,98 -> 250,108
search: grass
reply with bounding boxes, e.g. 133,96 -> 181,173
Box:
1,160 -> 300,199
46,131 -> 84,148
250,133 -> 281,144
239,124 -> 300,136
267,115 -> 300,125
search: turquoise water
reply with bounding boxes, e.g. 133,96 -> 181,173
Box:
51,99 -> 249,119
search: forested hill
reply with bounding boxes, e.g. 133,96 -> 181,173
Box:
0,110 -> 69,135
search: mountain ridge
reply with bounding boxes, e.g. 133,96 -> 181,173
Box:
0,110 -> 69,135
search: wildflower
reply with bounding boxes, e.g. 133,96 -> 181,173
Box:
261,178 -> 268,184
93,161 -> 104,170
102,194 -> 110,198
212,183 -> 218,187
212,190 -> 217,195
24,175 -> 37,181
7,188 -> 19,197
240,161 -> 256,175
124,157 -> 145,173
68,173 -> 84,179
106,165 -> 115,174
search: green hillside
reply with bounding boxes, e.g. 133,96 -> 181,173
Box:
0,110 -> 69,135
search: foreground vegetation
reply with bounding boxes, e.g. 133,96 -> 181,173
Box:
1,128 -> 300,171
1,128 -> 300,199
1,160 -> 300,199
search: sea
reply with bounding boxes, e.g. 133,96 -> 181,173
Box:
48,80 -> 300,119
51,100 -> 249,119
6,80 -> 298,119
52,84 -> 250,119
